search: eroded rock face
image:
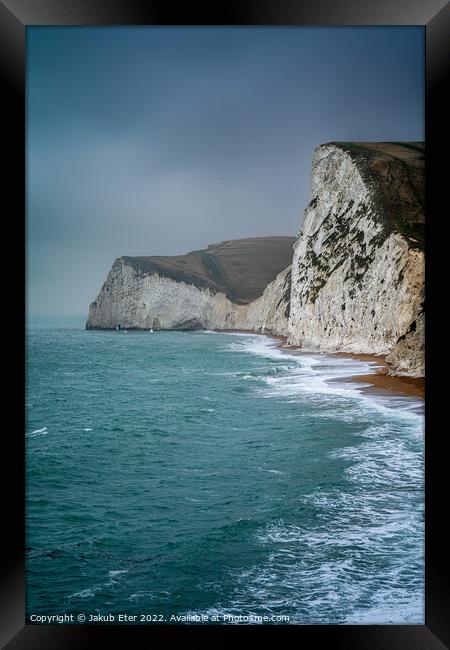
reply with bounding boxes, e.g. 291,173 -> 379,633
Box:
244,267 -> 291,337
86,238 -> 293,334
288,142 -> 424,376
86,258 -> 249,331
86,142 -> 424,377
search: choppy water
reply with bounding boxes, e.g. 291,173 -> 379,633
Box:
26,316 -> 424,624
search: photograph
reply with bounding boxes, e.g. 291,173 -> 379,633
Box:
25,25 -> 425,627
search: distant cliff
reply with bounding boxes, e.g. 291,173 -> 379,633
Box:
288,142 -> 424,376
86,237 -> 295,332
86,142 -> 424,377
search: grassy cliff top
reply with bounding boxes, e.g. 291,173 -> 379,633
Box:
326,142 -> 425,251
121,236 -> 295,304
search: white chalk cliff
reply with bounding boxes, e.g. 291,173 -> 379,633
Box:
288,142 -> 424,376
86,237 -> 294,333
87,142 -> 424,377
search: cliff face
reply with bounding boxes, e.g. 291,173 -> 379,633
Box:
288,142 -> 424,376
86,237 -> 294,332
86,141 -> 424,377
244,267 -> 291,337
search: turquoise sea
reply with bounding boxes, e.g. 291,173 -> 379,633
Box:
26,316 -> 424,624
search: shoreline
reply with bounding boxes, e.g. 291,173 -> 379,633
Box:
261,333 -> 425,401
87,325 -> 425,401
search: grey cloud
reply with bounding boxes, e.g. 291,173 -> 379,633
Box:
27,27 -> 424,315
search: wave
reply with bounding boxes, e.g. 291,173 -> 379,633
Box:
224,333 -> 423,418
224,417 -> 424,623
68,587 -> 98,599
27,426 -> 48,437
109,569 -> 129,578
216,332 -> 424,623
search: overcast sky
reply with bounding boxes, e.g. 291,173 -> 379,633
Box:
27,26 -> 424,316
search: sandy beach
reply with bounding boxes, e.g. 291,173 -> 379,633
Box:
274,340 -> 425,401
330,351 -> 424,400
217,331 -> 424,401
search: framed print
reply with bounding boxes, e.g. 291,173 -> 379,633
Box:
2,0 -> 449,647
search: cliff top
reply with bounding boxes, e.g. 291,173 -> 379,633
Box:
323,141 -> 425,251
121,236 -> 295,304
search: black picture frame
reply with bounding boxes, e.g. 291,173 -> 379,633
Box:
3,1 -> 449,647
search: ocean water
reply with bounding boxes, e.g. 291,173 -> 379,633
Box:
26,316 -> 424,624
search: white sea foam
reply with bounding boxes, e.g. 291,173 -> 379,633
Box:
256,466 -> 286,475
69,587 -> 98,599
242,494 -> 423,623
108,569 -> 128,578
225,334 -> 423,418
129,591 -> 155,601
222,332 -> 262,338
216,333 -> 424,623
27,426 -> 48,437
344,587 -> 424,624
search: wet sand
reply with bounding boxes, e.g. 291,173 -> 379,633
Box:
329,352 -> 424,400
346,372 -> 424,399
274,338 -> 424,400
218,330 -> 424,401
